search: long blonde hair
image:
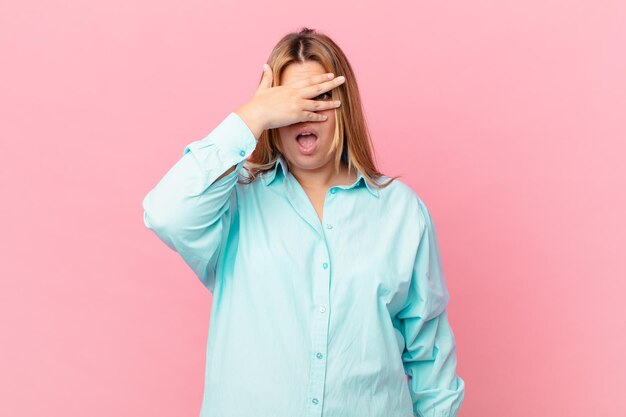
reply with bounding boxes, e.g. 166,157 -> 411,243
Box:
239,27 -> 400,189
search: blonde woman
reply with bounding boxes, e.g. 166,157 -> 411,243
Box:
143,27 -> 465,417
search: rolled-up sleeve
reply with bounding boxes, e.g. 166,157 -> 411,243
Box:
142,112 -> 257,292
395,197 -> 465,417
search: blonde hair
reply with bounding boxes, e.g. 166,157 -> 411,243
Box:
239,27 -> 400,189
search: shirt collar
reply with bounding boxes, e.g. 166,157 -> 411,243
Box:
260,155 -> 380,198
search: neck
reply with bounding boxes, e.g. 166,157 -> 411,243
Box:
288,160 -> 357,190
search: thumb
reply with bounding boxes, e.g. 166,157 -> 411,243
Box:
257,63 -> 273,91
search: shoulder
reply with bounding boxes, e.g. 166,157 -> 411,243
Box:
376,176 -> 435,228
376,176 -> 422,207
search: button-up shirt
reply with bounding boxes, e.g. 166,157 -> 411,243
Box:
142,112 -> 465,417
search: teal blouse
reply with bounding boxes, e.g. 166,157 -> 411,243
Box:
142,111 -> 465,417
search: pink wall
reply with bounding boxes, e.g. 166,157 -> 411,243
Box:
1,1 -> 624,416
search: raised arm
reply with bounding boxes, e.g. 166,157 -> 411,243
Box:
142,64 -> 346,291
142,111 -> 258,291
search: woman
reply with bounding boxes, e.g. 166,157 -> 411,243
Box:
142,27 -> 465,417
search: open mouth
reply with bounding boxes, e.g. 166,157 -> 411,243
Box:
295,132 -> 318,154
296,132 -> 318,148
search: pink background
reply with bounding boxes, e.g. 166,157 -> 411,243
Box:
1,1 -> 625,416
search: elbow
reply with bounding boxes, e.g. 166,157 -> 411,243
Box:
142,190 -> 179,236
142,191 -> 181,251
142,190 -> 159,230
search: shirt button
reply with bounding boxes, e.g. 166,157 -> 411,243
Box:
322,262 -> 328,269
319,306 -> 326,313
239,150 -> 245,156
316,352 -> 323,359
312,398 -> 319,404
326,224 -> 333,229
330,188 -> 337,194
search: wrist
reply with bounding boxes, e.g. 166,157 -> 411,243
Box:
234,103 -> 266,140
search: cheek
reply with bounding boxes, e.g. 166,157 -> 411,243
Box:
321,112 -> 336,137
277,128 -> 290,144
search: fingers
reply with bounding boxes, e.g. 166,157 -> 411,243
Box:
301,111 -> 329,122
257,63 -> 273,91
300,75 -> 346,99
301,97 -> 342,112
291,72 -> 337,89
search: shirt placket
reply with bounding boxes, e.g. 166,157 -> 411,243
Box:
306,248 -> 331,416
283,174 -> 336,416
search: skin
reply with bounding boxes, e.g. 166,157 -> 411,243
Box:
277,61 -> 357,192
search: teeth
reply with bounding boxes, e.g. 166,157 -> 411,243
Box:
300,132 -> 313,136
